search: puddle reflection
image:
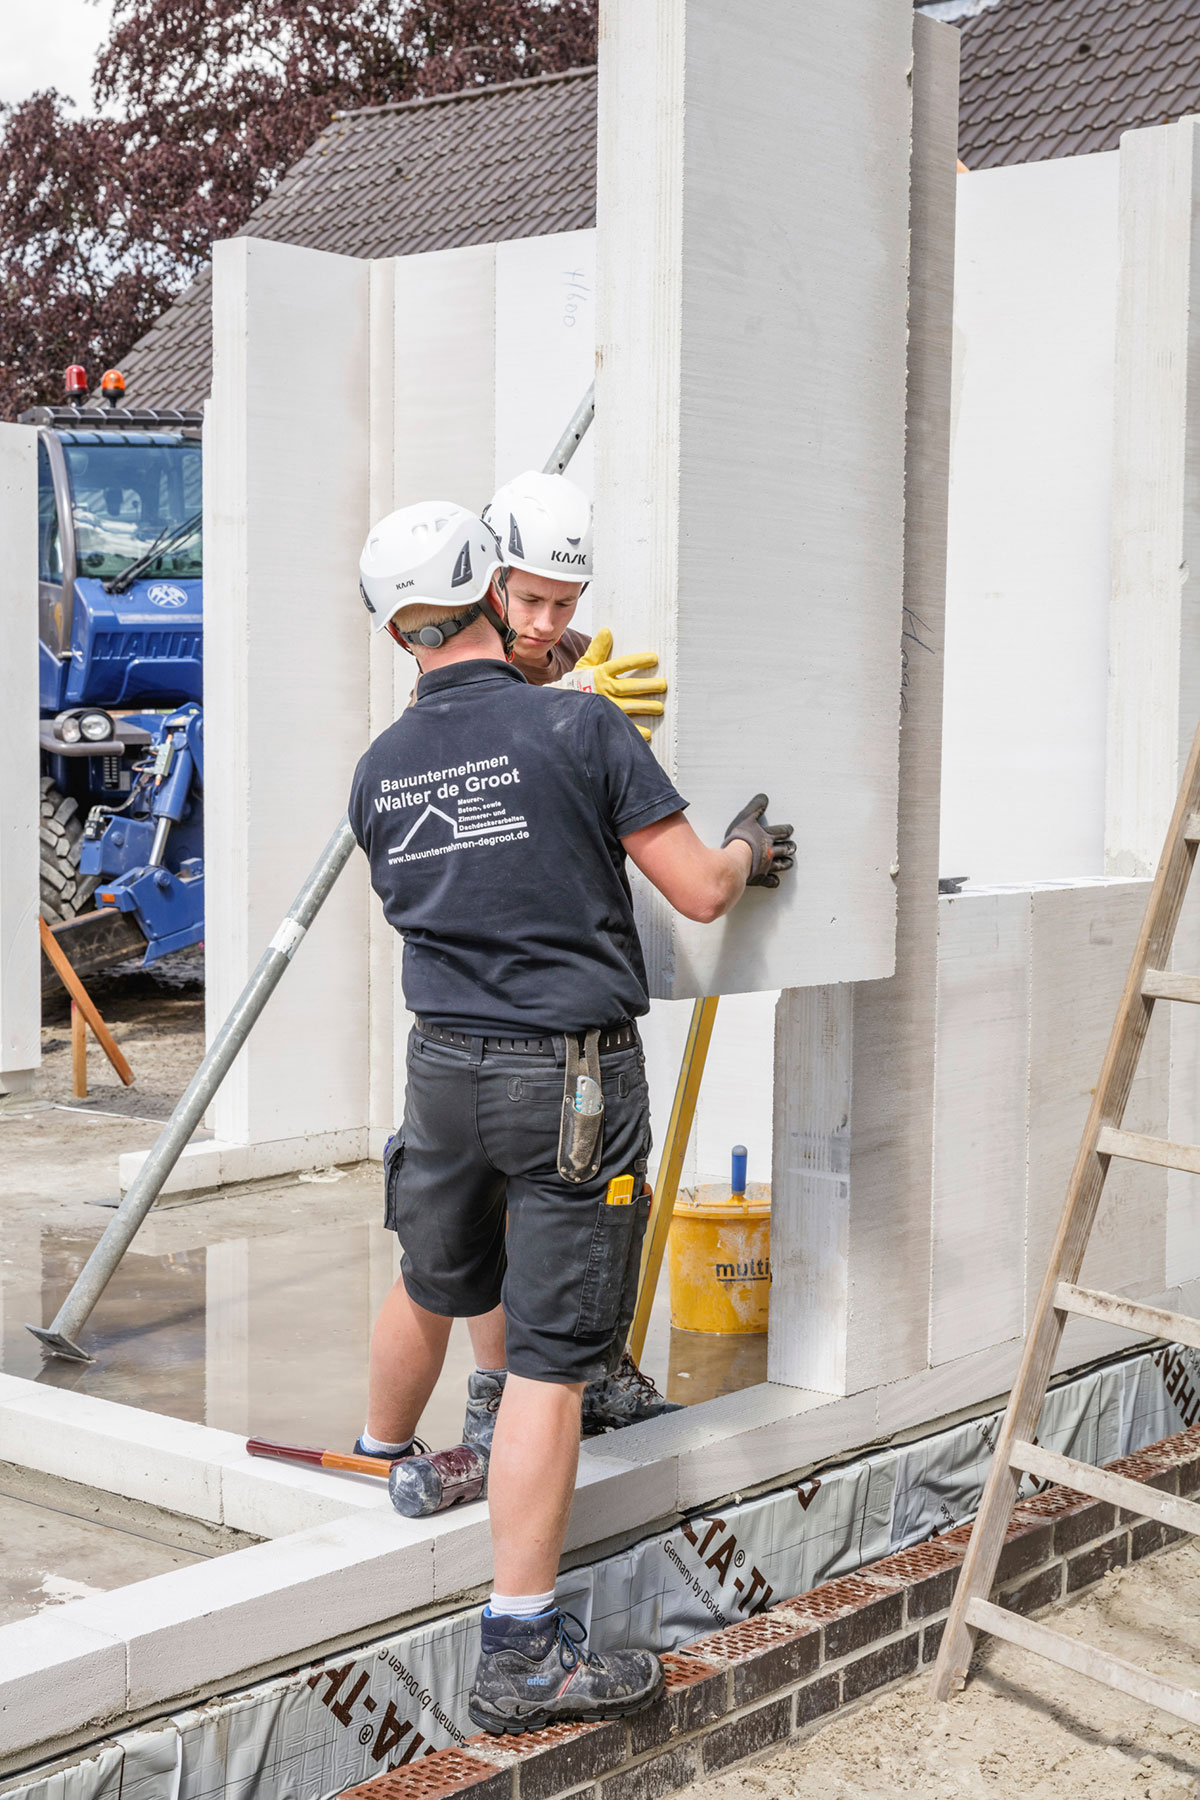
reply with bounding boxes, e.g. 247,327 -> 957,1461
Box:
2,1209 -> 764,1455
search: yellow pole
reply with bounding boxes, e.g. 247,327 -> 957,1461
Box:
627,995 -> 719,1364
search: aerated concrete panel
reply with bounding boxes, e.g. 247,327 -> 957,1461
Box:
0,425 -> 39,1095
1108,119 -> 1200,1289
205,237 -> 371,1153
593,0 -> 911,999
494,230 -> 596,498
1108,120 -> 1200,879
930,890 -> 1029,1366
769,12 -> 958,1395
941,152 -> 1118,886
369,243 -> 497,1140
928,879 -> 1167,1371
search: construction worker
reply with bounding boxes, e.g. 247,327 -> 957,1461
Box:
458,470 -> 676,1442
486,469 -> 666,740
351,500 -> 793,1733
358,471 -> 678,1465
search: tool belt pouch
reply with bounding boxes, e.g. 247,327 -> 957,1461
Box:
558,1029 -> 605,1182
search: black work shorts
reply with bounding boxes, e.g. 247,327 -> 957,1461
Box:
383,1025 -> 652,1385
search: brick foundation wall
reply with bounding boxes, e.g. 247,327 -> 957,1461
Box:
337,1423 -> 1200,1800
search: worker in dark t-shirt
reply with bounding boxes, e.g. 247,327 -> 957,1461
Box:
350,499 -> 794,1735
394,472 -> 680,1441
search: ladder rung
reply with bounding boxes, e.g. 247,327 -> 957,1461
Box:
1010,1438 -> 1200,1535
965,1598 -> 1200,1724
1096,1125 -> 1200,1176
1142,968 -> 1200,1004
1055,1281 -> 1200,1352
1186,812 -> 1200,843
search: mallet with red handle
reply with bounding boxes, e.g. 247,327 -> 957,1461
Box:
246,1436 -> 394,1479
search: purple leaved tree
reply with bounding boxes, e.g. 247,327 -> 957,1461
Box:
0,0 -> 596,416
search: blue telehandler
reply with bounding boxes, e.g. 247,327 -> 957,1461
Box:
25,366 -> 206,982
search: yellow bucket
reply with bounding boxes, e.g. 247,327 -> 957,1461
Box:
667,1182 -> 771,1335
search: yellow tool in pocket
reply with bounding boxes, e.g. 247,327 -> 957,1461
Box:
604,1174 -> 635,1206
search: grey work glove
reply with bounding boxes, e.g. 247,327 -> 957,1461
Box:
722,794 -> 796,888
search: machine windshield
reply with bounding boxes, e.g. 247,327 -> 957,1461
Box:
63,441 -> 202,582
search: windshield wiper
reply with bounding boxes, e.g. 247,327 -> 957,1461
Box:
103,510 -> 202,594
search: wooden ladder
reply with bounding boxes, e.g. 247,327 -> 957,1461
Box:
932,713 -> 1200,1724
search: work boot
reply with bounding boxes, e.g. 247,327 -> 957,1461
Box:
463,1368 -> 506,1456
469,1608 -> 663,1736
352,1435 -> 430,1464
581,1352 -> 683,1434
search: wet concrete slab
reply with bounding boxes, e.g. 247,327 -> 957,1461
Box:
3,968 -> 767,1498
0,1487 -> 204,1626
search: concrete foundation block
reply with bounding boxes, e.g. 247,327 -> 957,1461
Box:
0,1380 -> 246,1521
0,1611 -> 126,1760
567,1452 -> 679,1551
117,1128 -> 370,1196
67,1511 -> 437,1712
430,1504 -> 494,1600
674,1392 -> 879,1512
220,1455 -> 393,1539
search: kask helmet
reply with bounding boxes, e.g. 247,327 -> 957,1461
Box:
483,471 -> 593,583
359,501 -> 503,637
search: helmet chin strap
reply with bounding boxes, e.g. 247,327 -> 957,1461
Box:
485,570 -> 518,661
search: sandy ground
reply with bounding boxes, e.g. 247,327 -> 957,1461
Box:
36,947 -> 209,1121
691,1542 -> 1200,1800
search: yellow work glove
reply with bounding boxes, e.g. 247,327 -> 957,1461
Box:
553,627 -> 667,742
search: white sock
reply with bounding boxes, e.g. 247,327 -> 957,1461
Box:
359,1428 -> 413,1457
487,1589 -> 556,1619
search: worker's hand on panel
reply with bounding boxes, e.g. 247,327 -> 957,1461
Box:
722,793 -> 796,889
554,626 -> 668,740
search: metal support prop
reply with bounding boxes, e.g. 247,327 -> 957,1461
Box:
627,996 -> 720,1364
28,818 -> 356,1360
544,382 -> 594,477
29,385 -> 597,1363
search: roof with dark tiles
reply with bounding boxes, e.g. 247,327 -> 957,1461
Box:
955,0 -> 1200,169
125,8 -> 1200,407
122,67 -> 597,410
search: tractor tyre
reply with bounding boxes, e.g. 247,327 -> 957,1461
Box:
39,775 -> 97,925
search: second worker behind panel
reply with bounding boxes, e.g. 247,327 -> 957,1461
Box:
350,500 -> 794,1736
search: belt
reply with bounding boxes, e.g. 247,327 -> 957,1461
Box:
415,1018 -> 638,1057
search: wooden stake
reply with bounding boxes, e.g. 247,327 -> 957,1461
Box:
71,1001 -> 87,1100
39,916 -> 134,1087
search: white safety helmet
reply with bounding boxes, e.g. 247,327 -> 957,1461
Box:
483,470 -> 593,583
358,500 -> 503,640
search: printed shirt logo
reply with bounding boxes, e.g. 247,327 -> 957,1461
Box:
145,582 -> 188,609
375,754 -> 530,865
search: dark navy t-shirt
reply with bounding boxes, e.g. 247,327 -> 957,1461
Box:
348,660 -> 687,1035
